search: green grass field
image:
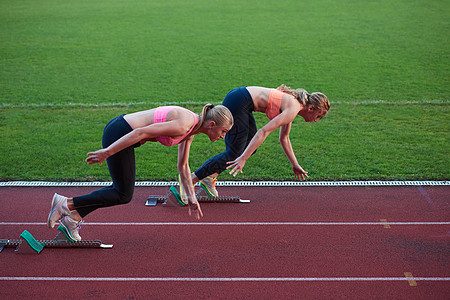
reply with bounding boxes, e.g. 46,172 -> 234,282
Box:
1,0 -> 448,181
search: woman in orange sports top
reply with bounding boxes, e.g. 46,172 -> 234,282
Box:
46,104 -> 233,241
192,85 -> 330,198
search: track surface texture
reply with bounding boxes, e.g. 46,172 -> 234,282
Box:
0,185 -> 448,299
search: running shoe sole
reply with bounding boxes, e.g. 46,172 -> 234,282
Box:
199,182 -> 217,198
58,223 -> 79,242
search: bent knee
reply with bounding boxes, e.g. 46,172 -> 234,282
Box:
118,193 -> 133,204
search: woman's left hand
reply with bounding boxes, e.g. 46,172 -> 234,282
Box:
293,164 -> 309,181
226,156 -> 247,177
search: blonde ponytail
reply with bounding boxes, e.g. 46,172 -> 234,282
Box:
277,84 -> 330,112
196,104 -> 233,129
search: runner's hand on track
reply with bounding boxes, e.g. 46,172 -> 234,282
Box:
188,199 -> 203,220
293,164 -> 309,181
226,156 -> 246,177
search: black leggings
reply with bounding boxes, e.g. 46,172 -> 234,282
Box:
194,87 -> 257,180
73,114 -> 139,218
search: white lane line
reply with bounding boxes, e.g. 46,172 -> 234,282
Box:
0,276 -> 449,282
1,180 -> 448,186
1,222 -> 449,226
2,99 -> 447,108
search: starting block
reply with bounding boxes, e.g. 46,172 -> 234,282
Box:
145,185 -> 250,206
0,230 -> 113,254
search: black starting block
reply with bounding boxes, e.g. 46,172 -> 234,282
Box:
145,185 -> 250,206
0,230 -> 113,254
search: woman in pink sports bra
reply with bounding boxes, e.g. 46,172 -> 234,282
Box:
191,85 -> 330,198
46,104 -> 233,241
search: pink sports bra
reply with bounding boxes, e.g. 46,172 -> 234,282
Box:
266,89 -> 284,120
153,106 -> 198,146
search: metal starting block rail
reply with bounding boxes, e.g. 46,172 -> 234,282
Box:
0,230 -> 113,254
145,185 -> 250,206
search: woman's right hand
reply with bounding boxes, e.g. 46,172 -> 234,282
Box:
293,164 -> 309,181
86,149 -> 109,165
188,198 -> 203,220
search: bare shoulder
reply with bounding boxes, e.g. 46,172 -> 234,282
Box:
167,107 -> 195,122
166,107 -> 196,130
280,95 -> 302,113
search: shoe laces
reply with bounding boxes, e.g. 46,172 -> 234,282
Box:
75,219 -> 84,231
211,177 -> 217,188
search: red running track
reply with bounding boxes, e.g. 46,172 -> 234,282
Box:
0,185 -> 449,299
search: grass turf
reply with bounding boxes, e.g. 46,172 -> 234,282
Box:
0,0 -> 448,181
1,102 -> 448,181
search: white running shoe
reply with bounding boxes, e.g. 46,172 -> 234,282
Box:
58,216 -> 82,242
199,176 -> 218,198
47,193 -> 70,228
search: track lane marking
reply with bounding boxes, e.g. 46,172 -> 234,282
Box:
380,219 -> 391,228
404,272 -> 418,286
0,276 -> 449,282
1,180 -> 449,186
1,222 -> 449,226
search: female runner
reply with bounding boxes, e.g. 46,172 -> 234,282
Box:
192,85 -> 330,197
47,104 -> 233,241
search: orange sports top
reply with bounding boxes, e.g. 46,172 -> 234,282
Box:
266,89 -> 284,120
